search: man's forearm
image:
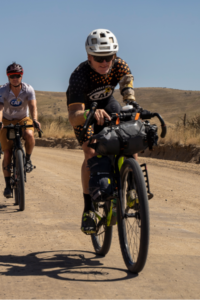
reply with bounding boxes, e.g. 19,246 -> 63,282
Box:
69,110 -> 85,127
29,104 -> 38,120
0,105 -> 4,122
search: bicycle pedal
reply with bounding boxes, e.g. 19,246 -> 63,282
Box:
148,193 -> 154,200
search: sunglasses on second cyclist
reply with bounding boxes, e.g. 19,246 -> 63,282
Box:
92,55 -> 114,63
9,74 -> 22,79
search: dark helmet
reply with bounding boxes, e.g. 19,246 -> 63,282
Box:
6,62 -> 23,75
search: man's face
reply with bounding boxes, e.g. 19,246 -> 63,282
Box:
88,54 -> 114,75
8,74 -> 22,87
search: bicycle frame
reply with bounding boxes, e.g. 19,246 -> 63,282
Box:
4,122 -> 41,187
12,131 -> 27,183
3,127 -> 26,192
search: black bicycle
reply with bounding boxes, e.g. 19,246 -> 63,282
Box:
1,121 -> 42,211
79,102 -> 167,273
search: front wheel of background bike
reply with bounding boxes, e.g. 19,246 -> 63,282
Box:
14,186 -> 19,205
117,158 -> 149,273
91,202 -> 113,256
15,150 -> 25,211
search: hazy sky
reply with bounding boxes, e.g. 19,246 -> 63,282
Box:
0,0 -> 199,92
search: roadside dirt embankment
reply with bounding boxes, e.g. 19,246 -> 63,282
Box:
139,143 -> 200,164
35,137 -> 81,150
35,138 -> 200,164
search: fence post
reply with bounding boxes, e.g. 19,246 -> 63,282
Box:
183,113 -> 186,127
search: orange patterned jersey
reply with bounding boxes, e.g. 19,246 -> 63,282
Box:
67,57 -> 132,109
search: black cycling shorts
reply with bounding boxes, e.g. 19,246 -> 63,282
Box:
74,96 -> 122,146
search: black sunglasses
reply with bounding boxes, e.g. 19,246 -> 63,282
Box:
92,55 -> 114,63
9,74 -> 21,79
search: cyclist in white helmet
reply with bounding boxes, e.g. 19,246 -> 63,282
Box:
67,29 -> 137,234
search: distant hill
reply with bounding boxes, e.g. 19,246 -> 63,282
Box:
35,88 -> 200,124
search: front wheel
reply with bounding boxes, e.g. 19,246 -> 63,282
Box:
117,158 -> 149,273
91,202 -> 113,256
15,150 -> 25,211
14,186 -> 19,205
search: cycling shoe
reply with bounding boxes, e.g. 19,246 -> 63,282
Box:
3,187 -> 12,198
81,210 -> 96,235
26,159 -> 35,173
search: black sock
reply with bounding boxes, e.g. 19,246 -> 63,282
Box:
26,153 -> 31,161
83,193 -> 94,212
5,177 -> 11,189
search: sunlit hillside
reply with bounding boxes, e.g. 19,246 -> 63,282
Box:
36,88 -> 200,125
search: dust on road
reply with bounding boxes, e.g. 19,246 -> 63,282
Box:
0,147 -> 200,299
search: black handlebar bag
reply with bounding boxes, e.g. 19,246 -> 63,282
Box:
88,119 -> 149,156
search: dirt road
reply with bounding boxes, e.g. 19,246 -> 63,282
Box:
0,147 -> 200,299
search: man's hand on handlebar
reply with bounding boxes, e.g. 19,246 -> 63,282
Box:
33,120 -> 41,131
94,109 -> 111,126
0,122 -> 3,130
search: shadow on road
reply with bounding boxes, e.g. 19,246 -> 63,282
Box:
0,204 -> 7,209
0,200 -> 19,213
0,250 -> 137,282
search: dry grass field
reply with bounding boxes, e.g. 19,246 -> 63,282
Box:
35,88 -> 200,145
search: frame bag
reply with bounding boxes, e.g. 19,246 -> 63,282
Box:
87,156 -> 115,202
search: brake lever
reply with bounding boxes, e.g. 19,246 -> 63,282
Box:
33,120 -> 43,138
140,111 -> 167,138
79,102 -> 98,142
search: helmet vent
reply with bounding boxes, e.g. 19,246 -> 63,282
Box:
109,37 -> 114,43
106,31 -> 110,33
100,33 -> 106,38
99,46 -> 110,50
93,31 -> 97,34
100,42 -> 107,45
113,45 -> 117,49
91,38 -> 97,44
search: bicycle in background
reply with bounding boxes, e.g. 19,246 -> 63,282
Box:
1,121 -> 42,211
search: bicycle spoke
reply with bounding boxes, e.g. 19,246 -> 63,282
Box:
121,171 -> 142,263
91,202 -> 113,256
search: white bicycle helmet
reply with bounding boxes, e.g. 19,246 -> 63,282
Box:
85,29 -> 119,56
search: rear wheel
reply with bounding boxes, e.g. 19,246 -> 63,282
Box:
15,150 -> 25,211
91,202 -> 113,256
117,158 -> 149,273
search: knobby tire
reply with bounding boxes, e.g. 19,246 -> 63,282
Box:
117,158 -> 149,273
15,150 -> 25,211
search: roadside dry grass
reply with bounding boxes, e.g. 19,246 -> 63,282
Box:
160,115 -> 200,146
35,87 -> 200,145
36,115 -> 74,139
